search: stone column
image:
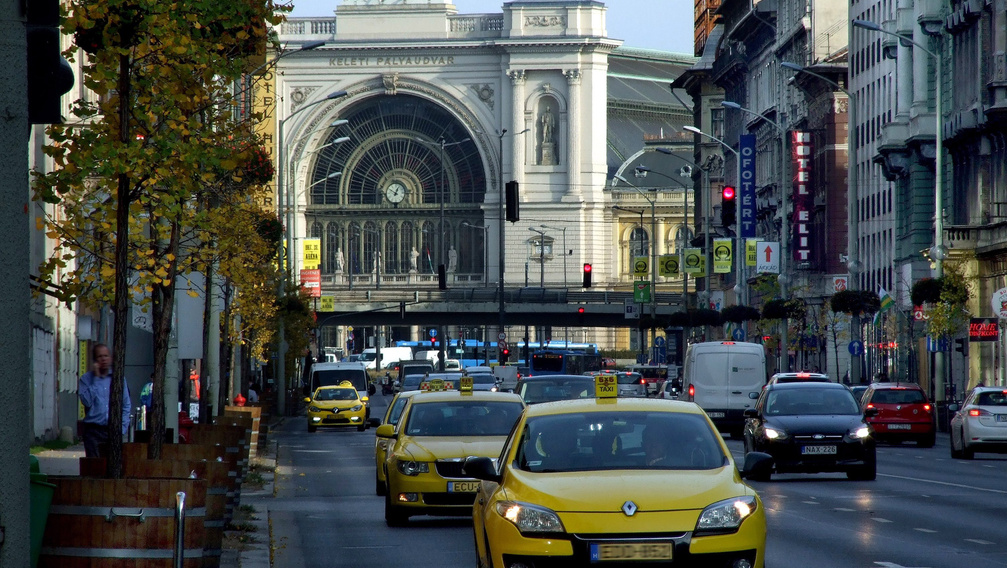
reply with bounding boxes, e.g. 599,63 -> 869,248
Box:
508,69 -> 527,183
565,69 -> 582,199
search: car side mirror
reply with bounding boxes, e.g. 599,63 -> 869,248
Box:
303,397 -> 311,403
740,451 -> 773,480
864,407 -> 879,417
462,456 -> 501,483
947,403 -> 959,413
743,408 -> 759,419
375,424 -> 397,439
749,392 -> 760,400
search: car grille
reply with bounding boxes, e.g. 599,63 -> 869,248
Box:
793,434 -> 844,442
434,460 -> 470,479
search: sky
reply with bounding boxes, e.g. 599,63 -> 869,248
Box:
285,0 -> 695,55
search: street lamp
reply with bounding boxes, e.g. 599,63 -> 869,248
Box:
721,100 -> 790,370
635,165 -> 693,313
540,224 -> 568,288
275,89 -> 347,415
461,221 -> 490,286
780,60 -> 863,384
528,227 -> 547,288
614,174 -> 661,361
656,148 -> 709,312
244,41 -> 326,121
852,18 -> 946,400
682,125 -> 747,308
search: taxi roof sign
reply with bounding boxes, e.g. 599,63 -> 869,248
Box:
459,376 -> 474,392
420,378 -> 453,392
594,374 -> 618,399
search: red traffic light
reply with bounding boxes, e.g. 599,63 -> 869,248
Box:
578,307 -> 585,314
583,263 -> 592,273
722,186 -> 736,200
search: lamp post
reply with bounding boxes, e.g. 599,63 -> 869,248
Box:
780,60 -> 862,384
461,221 -> 490,286
683,125 -> 746,308
275,89 -> 347,415
852,18 -> 945,399
292,135 -> 348,275
656,148 -> 710,312
721,101 -> 789,370
244,41 -> 325,121
528,227 -> 547,288
635,164 -> 693,313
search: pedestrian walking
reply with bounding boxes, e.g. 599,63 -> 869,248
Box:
78,343 -> 132,458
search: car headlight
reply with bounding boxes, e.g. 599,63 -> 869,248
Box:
695,496 -> 758,535
495,501 -> 565,534
764,426 -> 788,440
396,460 -> 430,476
308,406 -> 321,413
350,404 -> 363,412
850,425 -> 871,439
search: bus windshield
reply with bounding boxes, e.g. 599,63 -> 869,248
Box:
531,350 -> 602,376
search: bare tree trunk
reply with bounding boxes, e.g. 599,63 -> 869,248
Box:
149,219 -> 181,459
219,281 -> 233,416
199,261 -> 213,423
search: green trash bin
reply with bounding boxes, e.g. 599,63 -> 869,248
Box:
29,455 -> 56,568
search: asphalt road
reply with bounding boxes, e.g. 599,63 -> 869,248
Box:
269,394 -> 1007,568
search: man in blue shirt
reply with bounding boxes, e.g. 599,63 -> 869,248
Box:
78,343 -> 131,458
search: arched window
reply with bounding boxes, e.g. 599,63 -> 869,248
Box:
384,222 -> 399,274
400,221 -> 415,272
672,225 -> 693,254
363,221 -> 379,274
459,222 -> 484,276
628,227 -> 649,272
325,223 -> 342,274
348,222 -> 361,275
420,221 -> 435,273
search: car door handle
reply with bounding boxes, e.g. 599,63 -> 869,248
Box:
731,391 -> 742,394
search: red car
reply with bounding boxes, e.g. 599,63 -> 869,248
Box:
861,382 -> 936,447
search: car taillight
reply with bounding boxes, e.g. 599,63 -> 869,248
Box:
866,404 -> 875,409
923,404 -> 932,412
969,408 -> 993,417
688,384 -> 695,398
639,378 -> 646,385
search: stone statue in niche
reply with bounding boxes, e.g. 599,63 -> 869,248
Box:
538,101 -> 558,166
409,247 -> 419,273
334,248 -> 345,273
447,247 -> 458,273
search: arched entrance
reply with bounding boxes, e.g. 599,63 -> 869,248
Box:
305,94 -> 487,283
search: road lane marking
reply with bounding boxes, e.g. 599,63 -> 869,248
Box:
880,473 -> 1007,495
834,507 -> 856,512
965,539 -> 994,545
802,500 -> 820,505
872,518 -> 893,523
913,528 -> 937,533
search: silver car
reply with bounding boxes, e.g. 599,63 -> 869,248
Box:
950,386 -> 1007,459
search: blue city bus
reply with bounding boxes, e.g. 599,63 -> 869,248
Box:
395,339 -> 600,369
529,349 -> 603,376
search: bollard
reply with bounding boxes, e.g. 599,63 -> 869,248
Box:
174,491 -> 186,568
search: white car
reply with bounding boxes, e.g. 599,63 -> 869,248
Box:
950,386 -> 1007,459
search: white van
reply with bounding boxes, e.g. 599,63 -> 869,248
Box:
308,361 -> 372,421
360,346 -> 414,370
681,341 -> 766,437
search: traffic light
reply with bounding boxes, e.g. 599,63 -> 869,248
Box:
505,181 -> 520,222
955,338 -> 968,356
27,0 -> 75,124
500,348 -> 510,362
720,186 -> 737,227
438,264 -> 447,290
399,301 -> 406,319
578,306 -> 585,324
582,263 -> 592,288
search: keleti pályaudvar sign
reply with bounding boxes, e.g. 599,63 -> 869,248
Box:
969,317 -> 999,342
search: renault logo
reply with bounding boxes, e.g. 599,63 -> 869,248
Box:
622,501 -> 638,516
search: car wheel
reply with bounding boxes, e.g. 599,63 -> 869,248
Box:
375,475 -> 386,496
918,432 -> 936,448
307,424 -> 317,433
949,430 -> 963,459
357,423 -> 367,432
962,440 -> 975,460
848,456 -> 877,481
384,489 -> 409,527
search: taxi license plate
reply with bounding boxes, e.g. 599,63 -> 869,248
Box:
707,411 -> 726,418
590,542 -> 673,562
801,445 -> 837,455
996,414 -> 1007,422
448,481 -> 480,493
887,424 -> 911,430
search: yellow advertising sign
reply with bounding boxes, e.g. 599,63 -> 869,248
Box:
713,239 -> 733,274
746,239 -> 758,266
320,296 -> 334,312
303,238 -> 321,269
683,248 -> 703,275
632,256 -> 649,277
658,255 -> 679,276
459,376 -> 473,392
594,374 -> 618,398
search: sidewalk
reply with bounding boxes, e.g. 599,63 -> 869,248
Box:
34,432 -> 278,568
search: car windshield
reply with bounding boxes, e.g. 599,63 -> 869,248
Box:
359,352 -> 377,361
468,374 -> 496,385
519,379 -> 595,404
315,388 -> 357,401
617,373 -> 641,385
314,369 -> 367,392
871,389 -> 926,404
765,388 -> 861,415
515,411 -> 726,473
977,391 -> 1007,406
404,401 -> 524,436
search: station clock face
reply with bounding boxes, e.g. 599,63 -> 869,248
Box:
385,182 -> 406,204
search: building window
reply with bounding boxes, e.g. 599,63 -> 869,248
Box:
528,236 -> 554,262
710,107 -> 725,140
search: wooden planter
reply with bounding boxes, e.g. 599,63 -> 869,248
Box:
224,405 -> 261,457
39,477 -> 207,567
187,424 -> 249,520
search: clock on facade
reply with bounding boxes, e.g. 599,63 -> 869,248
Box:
385,182 -> 406,204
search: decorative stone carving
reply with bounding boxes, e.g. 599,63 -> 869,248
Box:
525,15 -> 565,27
290,87 -> 318,111
507,69 -> 526,85
564,69 -> 581,85
469,83 -> 495,110
382,73 -> 399,95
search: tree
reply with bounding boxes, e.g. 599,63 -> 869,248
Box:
924,263 -> 972,340
32,0 -> 286,476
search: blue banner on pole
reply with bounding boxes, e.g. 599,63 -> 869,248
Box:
739,134 -> 757,238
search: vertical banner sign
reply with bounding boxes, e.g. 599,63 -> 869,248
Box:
303,238 -> 321,269
658,255 -> 679,276
683,248 -> 703,275
252,65 -> 277,213
746,239 -> 758,266
300,269 -> 322,298
792,131 -> 814,266
713,238 -> 733,273
632,256 -> 649,278
738,134 -> 757,238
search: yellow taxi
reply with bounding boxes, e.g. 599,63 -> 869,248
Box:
375,378 -> 525,526
374,389 -> 420,495
304,381 -> 369,432
462,374 -> 772,568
